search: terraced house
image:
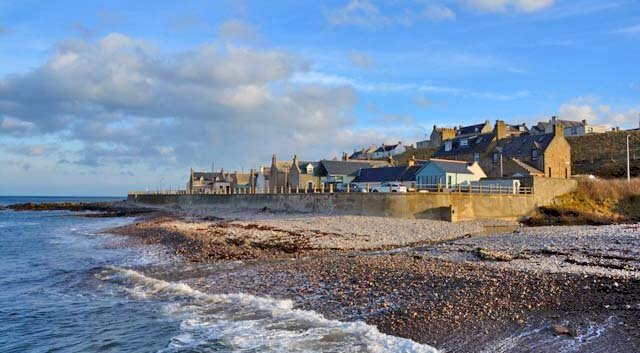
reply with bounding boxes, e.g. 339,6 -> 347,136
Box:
433,120 -> 571,179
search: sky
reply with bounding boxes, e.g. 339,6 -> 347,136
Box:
0,0 -> 639,196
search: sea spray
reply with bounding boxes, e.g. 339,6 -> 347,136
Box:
97,266 -> 440,353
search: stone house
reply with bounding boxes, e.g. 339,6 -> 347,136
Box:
269,154 -> 292,192
433,120 -> 571,179
415,159 -> 486,189
531,116 -> 607,136
372,142 -> 406,159
187,169 -> 233,194
416,126 -> 457,148
349,145 -> 378,160
289,155 -> 322,190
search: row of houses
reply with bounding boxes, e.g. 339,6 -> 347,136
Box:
416,116 -> 608,149
187,117 -> 574,194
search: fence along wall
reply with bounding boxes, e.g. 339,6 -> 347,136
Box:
128,177 -> 576,222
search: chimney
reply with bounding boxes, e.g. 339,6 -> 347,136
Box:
551,116 -> 557,123
388,155 -> 395,167
272,154 -> 277,166
408,155 -> 415,167
581,119 -> 587,124
494,120 -> 508,140
552,121 -> 564,137
342,152 -> 348,161
293,154 -> 298,165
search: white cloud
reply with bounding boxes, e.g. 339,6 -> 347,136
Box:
0,33 -> 369,171
423,4 -> 456,21
463,0 -> 554,13
558,97 -> 640,129
326,0 -> 455,27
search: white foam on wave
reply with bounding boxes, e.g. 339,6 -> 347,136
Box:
97,267 -> 440,353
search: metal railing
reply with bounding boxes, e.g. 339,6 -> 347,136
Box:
129,183 -> 534,196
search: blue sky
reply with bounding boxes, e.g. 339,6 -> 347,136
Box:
0,0 -> 639,195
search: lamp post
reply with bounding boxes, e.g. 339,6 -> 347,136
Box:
627,135 -> 631,183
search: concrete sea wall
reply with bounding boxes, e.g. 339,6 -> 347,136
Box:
129,178 -> 576,221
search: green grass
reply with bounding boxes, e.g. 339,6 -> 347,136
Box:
527,178 -> 640,225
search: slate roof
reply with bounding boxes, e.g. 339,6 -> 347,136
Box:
458,122 -> 489,136
433,133 -> 496,157
496,133 -> 554,157
192,171 -> 227,181
353,166 -> 421,183
320,160 -> 388,176
427,159 -> 476,174
374,144 -> 399,153
295,160 -> 321,175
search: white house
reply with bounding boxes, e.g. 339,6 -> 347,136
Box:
531,116 -> 607,136
415,159 -> 486,189
372,142 -> 406,159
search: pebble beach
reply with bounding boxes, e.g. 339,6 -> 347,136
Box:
103,203 -> 640,353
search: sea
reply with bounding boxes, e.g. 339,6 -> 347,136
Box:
0,196 -> 438,353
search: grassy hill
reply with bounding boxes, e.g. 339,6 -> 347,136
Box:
527,178 -> 640,225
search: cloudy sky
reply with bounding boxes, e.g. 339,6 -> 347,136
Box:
1,0 -> 639,195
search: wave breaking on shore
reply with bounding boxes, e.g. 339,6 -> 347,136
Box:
96,266 -> 439,353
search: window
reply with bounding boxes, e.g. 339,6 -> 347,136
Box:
474,153 -> 480,162
460,139 -> 468,147
448,175 -> 452,187
531,149 -> 539,160
306,164 -> 314,174
444,141 -> 452,152
493,152 -> 500,164
571,127 -> 577,135
548,167 -> 552,177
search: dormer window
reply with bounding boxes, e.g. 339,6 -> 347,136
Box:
531,149 -> 539,160
444,141 -> 452,152
306,164 -> 314,174
460,139 -> 468,147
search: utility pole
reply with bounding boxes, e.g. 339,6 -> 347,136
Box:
627,134 -> 631,182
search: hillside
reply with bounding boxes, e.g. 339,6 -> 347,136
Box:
568,131 -> 640,178
527,178 -> 640,225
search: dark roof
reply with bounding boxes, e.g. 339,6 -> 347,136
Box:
192,171 -> 226,181
374,144 -> 399,153
496,133 -> 554,157
557,119 -> 584,128
353,166 -> 421,183
508,124 -> 529,132
427,159 -> 475,174
320,160 -> 387,176
433,133 -> 496,157
458,122 -> 488,136
297,161 -> 321,175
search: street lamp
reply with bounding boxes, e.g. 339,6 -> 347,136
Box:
627,135 -> 631,183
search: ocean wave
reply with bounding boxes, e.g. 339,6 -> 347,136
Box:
97,267 -> 439,353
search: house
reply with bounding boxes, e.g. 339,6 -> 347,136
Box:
416,126 -> 457,148
352,158 -> 423,190
433,120 -> 571,179
349,145 -> 378,160
187,168 -> 234,194
289,155 -> 322,190
456,120 -> 493,137
319,159 -> 390,187
531,116 -> 606,136
372,142 -> 406,159
415,159 -> 486,189
270,154 -> 292,192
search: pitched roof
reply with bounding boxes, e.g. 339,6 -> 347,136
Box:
320,160 -> 389,176
295,160 -> 321,175
353,166 -> 421,183
427,159 -> 476,174
433,133 -> 496,157
496,133 -> 554,157
374,144 -> 400,153
273,161 -> 291,171
458,122 -> 489,136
